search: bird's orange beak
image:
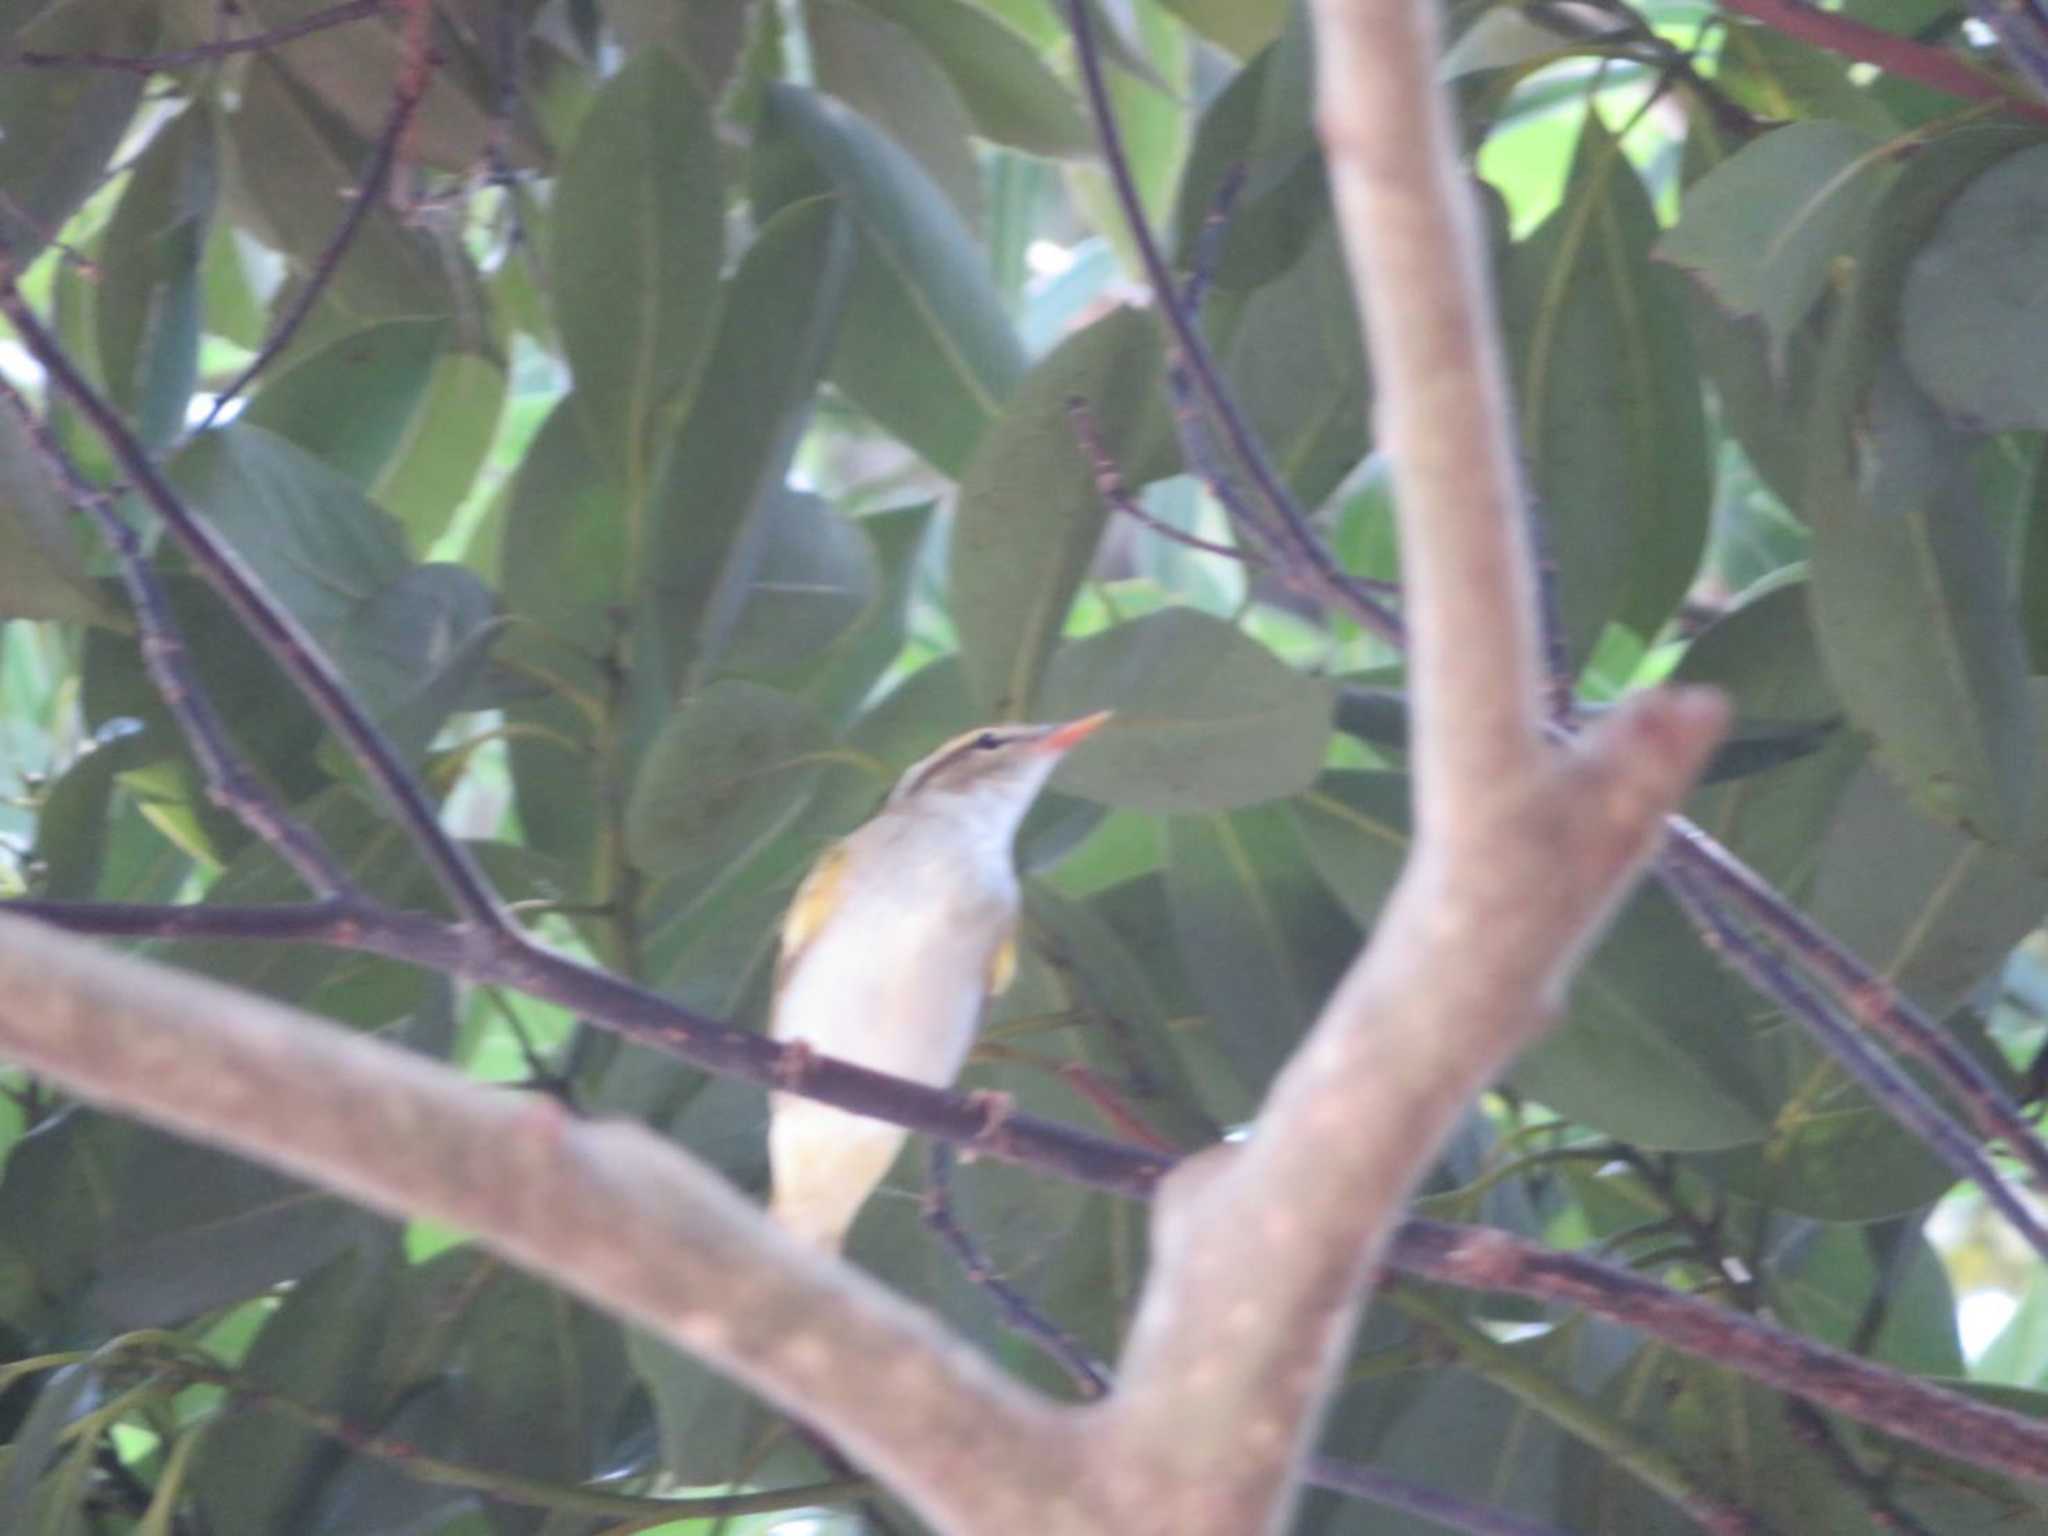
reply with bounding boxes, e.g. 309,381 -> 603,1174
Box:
1040,710 -> 1113,753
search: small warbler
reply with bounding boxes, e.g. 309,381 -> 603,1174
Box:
767,711 -> 1113,1248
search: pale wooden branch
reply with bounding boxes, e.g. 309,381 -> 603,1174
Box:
1063,2 -> 1729,1531
0,914 -> 1072,1533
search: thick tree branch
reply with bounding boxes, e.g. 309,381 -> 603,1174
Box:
0,915 -> 1074,1533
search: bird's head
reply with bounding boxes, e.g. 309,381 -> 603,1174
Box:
885,711 -> 1113,828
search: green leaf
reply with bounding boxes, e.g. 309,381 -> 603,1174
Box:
226,58 -> 453,321
447,1270 -> 634,1527
242,317 -> 450,490
623,681 -> 831,881
1810,748 -> 2048,1017
375,349 -> 507,550
552,49 -> 724,482
1657,120 -> 1890,364
1170,39 -> 1324,292
96,103 -> 217,451
0,405 -> 119,628
799,501 -> 935,728
602,0 -> 753,97
1776,1223 -> 1962,1376
753,82 -> 1026,475
0,0 -> 154,259
169,424 -> 500,763
1293,772 -> 1772,1150
850,0 -> 1092,156
238,0 -> 542,173
1900,141 -> 2048,431
189,1239 -> 405,1535
1156,0 -> 1287,58
1673,579 -> 1865,897
715,490 -> 879,681
1165,804 -> 1360,1112
950,306 -> 1161,716
809,0 -> 983,227
1805,356 -> 2036,842
1504,112 -> 1709,658
1037,608 -> 1334,811
1212,218 -> 1370,511
647,195 -> 856,688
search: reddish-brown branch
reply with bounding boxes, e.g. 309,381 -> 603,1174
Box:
1717,0 -> 2048,126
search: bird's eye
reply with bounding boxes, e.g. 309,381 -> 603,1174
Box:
974,732 -> 1000,751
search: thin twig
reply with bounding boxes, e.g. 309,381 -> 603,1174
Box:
189,5 -> 438,435
922,1144 -> 1112,1399
0,379 -> 357,899
7,0 -> 388,74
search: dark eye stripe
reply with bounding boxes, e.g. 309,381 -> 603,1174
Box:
902,730 -> 1011,796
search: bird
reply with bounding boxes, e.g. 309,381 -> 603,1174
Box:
766,710 -> 1113,1250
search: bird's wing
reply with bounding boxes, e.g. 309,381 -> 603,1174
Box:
775,838 -> 851,996
987,922 -> 1018,996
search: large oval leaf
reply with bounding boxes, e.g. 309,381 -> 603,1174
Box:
552,49 -> 724,482
1165,803 -> 1359,1113
950,305 -> 1161,717
1804,356 -> 2036,842
752,83 -> 1026,475
647,196 -> 856,689
850,0 -> 1092,157
623,681 -> 831,880
1037,607 -> 1334,811
1901,141 -> 2048,431
1657,120 -> 1890,365
1504,112 -> 1709,658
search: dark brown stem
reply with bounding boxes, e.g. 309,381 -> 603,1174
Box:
7,0 -> 388,74
190,3 -> 438,434
1065,397 -> 1262,564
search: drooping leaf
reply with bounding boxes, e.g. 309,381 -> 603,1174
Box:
623,680 -> 832,881
168,424 -> 500,763
850,0 -> 1092,156
375,349 -> 508,550
226,58 -> 453,322
1900,140 -> 2048,431
552,49 -> 724,481
0,0 -> 155,259
1154,0 -> 1287,59
949,306 -> 1161,716
809,0 -> 983,227
1293,772 -> 1773,1150
1504,112 -> 1709,659
96,102 -> 217,450
1165,804 -> 1360,1112
752,82 -> 1026,475
646,196 -> 856,688
1037,607 -> 1334,811
1657,120 -> 1890,364
1804,356 -> 2035,843
715,490 -> 879,681
1673,579 -> 1865,897
0,403 -> 119,628
242,317 -> 450,491
1211,218 -> 1370,511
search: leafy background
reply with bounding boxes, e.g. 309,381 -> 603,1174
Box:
1,0 -> 2047,1531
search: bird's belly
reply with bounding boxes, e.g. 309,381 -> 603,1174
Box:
771,911 -> 991,1086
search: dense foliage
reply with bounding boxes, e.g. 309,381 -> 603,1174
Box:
2,0 -> 2048,1531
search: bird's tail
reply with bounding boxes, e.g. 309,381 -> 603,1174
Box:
768,1095 -> 909,1250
